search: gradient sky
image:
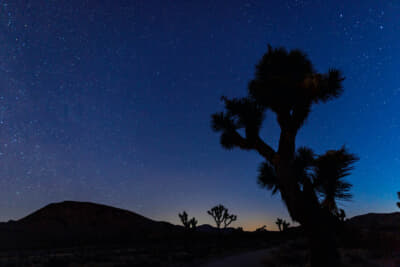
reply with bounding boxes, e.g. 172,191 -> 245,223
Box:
0,0 -> 399,230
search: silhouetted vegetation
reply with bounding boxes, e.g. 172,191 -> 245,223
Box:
314,148 -> 357,215
276,218 -> 290,232
211,45 -> 358,266
276,218 -> 283,232
282,220 -> 290,231
178,211 -> 197,230
179,211 -> 190,228
189,217 -> 197,230
223,213 -> 237,228
207,205 -> 225,229
207,204 -> 237,229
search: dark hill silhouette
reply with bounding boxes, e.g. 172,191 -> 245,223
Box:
347,212 -> 400,231
19,201 -> 160,229
343,212 -> 400,252
0,201 -> 182,249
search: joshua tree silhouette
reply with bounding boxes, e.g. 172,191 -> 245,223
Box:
207,204 -> 237,229
276,218 -> 290,231
207,205 -> 224,229
282,220 -> 290,231
189,217 -> 197,229
275,218 -> 283,232
211,45 -> 357,266
178,211 -> 197,230
223,214 -> 237,228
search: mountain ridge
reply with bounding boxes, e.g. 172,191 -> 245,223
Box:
1,200 -> 399,250
0,200 -> 183,249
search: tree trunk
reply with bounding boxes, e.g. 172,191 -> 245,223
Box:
309,228 -> 340,267
276,129 -> 341,267
280,178 -> 341,266
303,202 -> 341,266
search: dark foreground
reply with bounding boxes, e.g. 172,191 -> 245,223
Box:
1,202 -> 400,266
1,234 -> 399,267
0,231 -> 282,267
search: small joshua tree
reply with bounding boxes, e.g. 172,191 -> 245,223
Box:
179,211 -> 190,228
282,220 -> 290,231
179,211 -> 197,230
275,218 -> 283,231
189,217 -> 197,229
207,204 -> 237,229
207,205 -> 224,229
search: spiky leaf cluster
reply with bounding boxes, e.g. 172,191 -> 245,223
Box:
248,45 -> 344,130
211,97 -> 265,149
313,147 -> 358,213
257,160 -> 279,194
257,146 -> 357,215
212,45 -> 345,152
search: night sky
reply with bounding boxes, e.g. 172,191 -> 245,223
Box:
1,0 -> 399,230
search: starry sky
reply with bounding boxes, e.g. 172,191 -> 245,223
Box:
0,0 -> 400,230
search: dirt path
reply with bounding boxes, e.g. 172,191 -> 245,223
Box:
199,248 -> 270,267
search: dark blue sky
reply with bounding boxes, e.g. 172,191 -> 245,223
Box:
0,0 -> 399,229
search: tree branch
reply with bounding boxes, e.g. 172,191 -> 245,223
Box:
228,130 -> 276,162
254,136 -> 276,162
